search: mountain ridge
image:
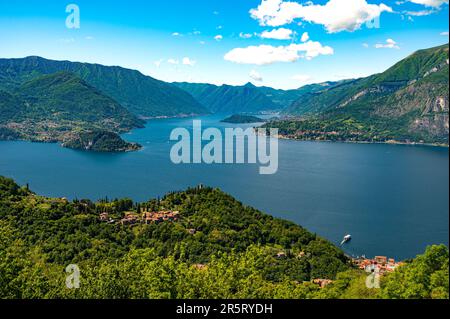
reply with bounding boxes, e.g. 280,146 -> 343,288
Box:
173,81 -> 280,114
269,43 -> 449,145
0,71 -> 144,149
0,56 -> 209,118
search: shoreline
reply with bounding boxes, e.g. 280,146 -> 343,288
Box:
273,134 -> 449,148
0,113 -> 208,152
139,112 -> 210,121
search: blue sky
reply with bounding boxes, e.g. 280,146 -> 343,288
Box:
0,0 -> 448,89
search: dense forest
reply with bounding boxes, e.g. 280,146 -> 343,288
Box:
1,44 -> 448,151
0,176 -> 447,299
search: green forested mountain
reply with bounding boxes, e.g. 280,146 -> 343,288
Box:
61,130 -> 141,152
174,81 -> 346,114
0,90 -> 24,120
174,82 -> 279,114
19,72 -> 142,129
258,81 -> 346,109
0,56 -> 208,117
221,114 -> 266,123
0,71 -> 143,146
0,175 -> 447,299
275,44 -> 449,145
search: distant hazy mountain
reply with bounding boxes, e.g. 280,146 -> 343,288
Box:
174,82 -> 278,114
273,44 -> 449,145
257,81 -> 346,109
174,81 -> 325,113
0,71 -> 144,147
174,81 -> 346,114
0,56 -> 208,118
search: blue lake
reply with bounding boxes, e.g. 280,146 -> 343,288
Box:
0,115 -> 448,260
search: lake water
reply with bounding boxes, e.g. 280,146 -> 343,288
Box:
0,114 -> 448,260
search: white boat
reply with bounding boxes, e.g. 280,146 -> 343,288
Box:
340,234 -> 352,245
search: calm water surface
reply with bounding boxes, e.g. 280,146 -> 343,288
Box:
0,115 -> 448,260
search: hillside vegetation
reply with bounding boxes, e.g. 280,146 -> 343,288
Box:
0,176 -> 447,299
61,130 -> 141,152
273,44 -> 449,145
0,56 -> 208,118
0,71 -> 143,149
174,82 -> 279,114
221,114 -> 266,123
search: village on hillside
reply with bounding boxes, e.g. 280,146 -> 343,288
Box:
99,210 -> 181,226
353,256 -> 404,274
97,206 -> 405,290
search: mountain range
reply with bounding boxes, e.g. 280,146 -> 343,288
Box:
266,44 -> 449,145
173,81 -> 307,113
0,56 -> 208,118
175,44 -> 449,145
0,43 -> 448,149
0,56 -> 208,151
0,70 -> 144,150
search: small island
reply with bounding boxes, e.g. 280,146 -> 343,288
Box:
61,130 -> 141,152
221,114 -> 266,124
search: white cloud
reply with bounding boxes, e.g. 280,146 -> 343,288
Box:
172,32 -> 181,36
409,0 -> 448,8
291,74 -> 313,83
375,38 -> 400,49
441,31 -> 449,36
182,57 -> 196,66
239,32 -> 254,39
85,36 -> 95,40
224,40 -> 334,65
362,42 -> 369,48
214,35 -> 223,41
199,41 -> 206,45
300,32 -> 309,42
404,9 -> 436,15
250,70 -> 263,81
249,0 -> 393,33
167,59 -> 179,65
261,28 -> 293,40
